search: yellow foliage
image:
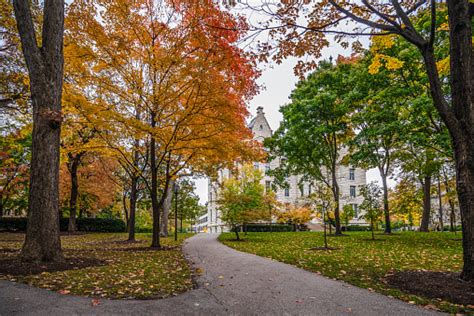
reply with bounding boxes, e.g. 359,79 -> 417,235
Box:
436,57 -> 450,76
277,204 -> 314,225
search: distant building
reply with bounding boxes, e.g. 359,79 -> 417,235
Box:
207,107 -> 367,233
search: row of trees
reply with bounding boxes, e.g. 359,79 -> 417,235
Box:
1,0 -> 261,262
245,0 -> 473,281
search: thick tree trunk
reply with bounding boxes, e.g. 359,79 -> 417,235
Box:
160,179 -> 174,237
420,176 -> 432,232
67,155 -> 80,232
447,0 -> 474,281
14,0 -> 65,262
380,173 -> 391,234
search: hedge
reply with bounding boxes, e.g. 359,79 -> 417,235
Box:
243,223 -> 295,232
343,225 -> 371,232
0,217 -> 126,233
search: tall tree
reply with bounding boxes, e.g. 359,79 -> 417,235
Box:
13,0 -> 65,262
348,54 -> 405,234
266,60 -> 353,235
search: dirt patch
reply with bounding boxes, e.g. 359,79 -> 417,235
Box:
384,270 -> 474,306
0,256 -> 106,276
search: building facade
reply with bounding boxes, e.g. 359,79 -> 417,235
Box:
206,107 -> 367,233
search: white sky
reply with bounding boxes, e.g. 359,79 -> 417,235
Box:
193,38 -> 397,205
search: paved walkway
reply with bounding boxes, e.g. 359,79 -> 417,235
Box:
0,234 -> 439,315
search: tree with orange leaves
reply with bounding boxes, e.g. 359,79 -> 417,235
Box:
65,0 -> 260,248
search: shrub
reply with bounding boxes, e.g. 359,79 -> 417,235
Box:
0,217 -> 27,232
344,225 -> 371,231
0,217 -> 126,233
244,223 -> 295,232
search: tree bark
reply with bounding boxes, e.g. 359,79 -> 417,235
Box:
420,176 -> 432,232
380,173 -> 391,234
128,175 -> 138,242
67,154 -> 81,232
150,113 -> 161,248
13,0 -> 65,262
160,179 -> 175,237
437,175 -> 444,231
447,0 -> 474,281
331,168 -> 342,235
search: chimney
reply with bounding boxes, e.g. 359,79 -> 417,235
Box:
256,106 -> 264,115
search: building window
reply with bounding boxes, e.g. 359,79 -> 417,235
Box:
259,124 -> 263,130
349,168 -> 355,180
308,184 -> 312,195
265,180 -> 272,192
299,184 -> 304,196
352,204 -> 358,218
284,186 -> 290,197
350,185 -> 356,198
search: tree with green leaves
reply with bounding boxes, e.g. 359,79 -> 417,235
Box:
218,164 -> 271,240
348,55 -> 407,234
266,60 -> 354,235
359,182 -> 383,240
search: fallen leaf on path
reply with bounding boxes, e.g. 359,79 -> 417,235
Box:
91,299 -> 100,306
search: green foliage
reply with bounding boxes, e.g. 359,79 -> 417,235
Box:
218,164 -> 273,239
0,126 -> 32,216
265,60 -> 354,187
341,204 -> 355,226
220,231 -> 466,314
171,179 -> 206,226
359,182 -> 383,239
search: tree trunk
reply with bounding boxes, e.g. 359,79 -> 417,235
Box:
437,175 -> 444,231
420,176 -> 432,232
160,179 -> 174,237
128,175 -> 138,242
0,198 -> 3,218
380,173 -> 391,234
150,115 -> 160,248
67,155 -> 80,233
420,176 -> 431,232
447,0 -> 474,281
331,169 -> 342,235
14,0 -> 65,262
128,108 -> 141,242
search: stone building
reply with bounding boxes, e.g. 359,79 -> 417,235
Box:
206,107 -> 367,233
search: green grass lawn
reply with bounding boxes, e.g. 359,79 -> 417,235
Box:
0,232 -> 194,299
219,231 -> 469,313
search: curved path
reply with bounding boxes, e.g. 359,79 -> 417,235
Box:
0,233 -> 438,315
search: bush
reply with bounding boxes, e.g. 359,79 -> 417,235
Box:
443,225 -> 462,232
0,217 -> 27,232
344,225 -> 371,232
0,217 -> 126,233
244,223 -> 295,232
